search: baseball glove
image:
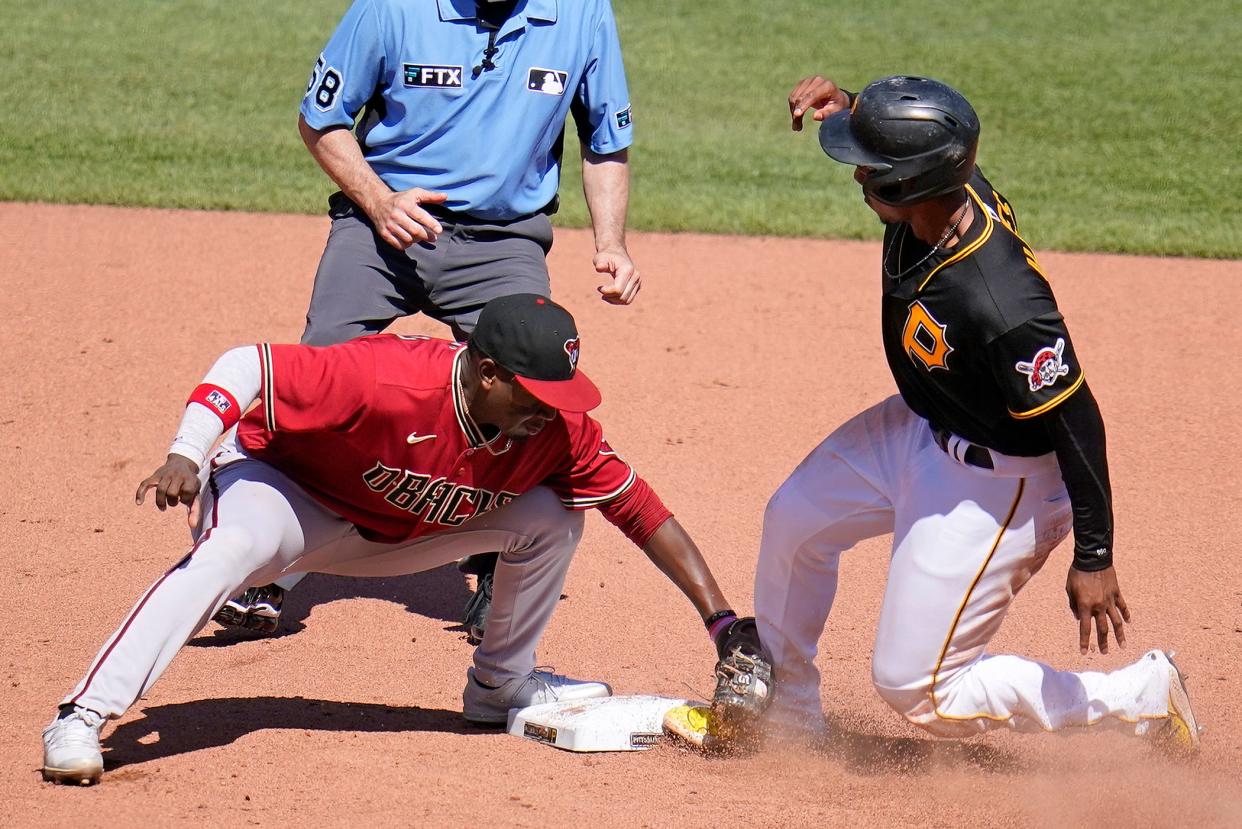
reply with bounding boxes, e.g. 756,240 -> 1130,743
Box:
662,616 -> 775,752
710,616 -> 774,739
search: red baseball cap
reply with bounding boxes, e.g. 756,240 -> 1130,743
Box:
470,294 -> 602,412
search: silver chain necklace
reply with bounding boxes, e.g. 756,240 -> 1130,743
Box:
883,201 -> 970,280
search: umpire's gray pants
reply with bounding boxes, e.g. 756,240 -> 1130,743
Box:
302,193 -> 555,344
274,194 -> 554,594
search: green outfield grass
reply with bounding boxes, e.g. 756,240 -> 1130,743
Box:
2,1 -> 1237,257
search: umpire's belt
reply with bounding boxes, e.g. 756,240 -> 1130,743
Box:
428,195 -> 559,223
929,424 -> 994,469
328,191 -> 558,224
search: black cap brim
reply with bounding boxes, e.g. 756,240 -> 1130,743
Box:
818,110 -> 891,170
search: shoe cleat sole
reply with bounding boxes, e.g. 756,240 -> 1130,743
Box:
1159,651 -> 1200,756
213,604 -> 248,627
42,765 -> 102,786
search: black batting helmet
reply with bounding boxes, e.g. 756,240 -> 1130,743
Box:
818,76 -> 979,206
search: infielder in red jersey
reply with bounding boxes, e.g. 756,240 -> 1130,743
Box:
41,295 -> 767,785
231,335 -> 655,545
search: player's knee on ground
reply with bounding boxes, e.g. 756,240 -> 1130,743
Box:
871,649 -> 940,726
871,665 -> 989,738
871,678 -> 928,723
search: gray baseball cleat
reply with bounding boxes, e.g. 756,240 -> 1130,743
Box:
42,707 -> 105,785
213,584 -> 284,634
462,667 -> 612,725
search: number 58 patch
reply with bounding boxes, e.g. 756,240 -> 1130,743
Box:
307,56 -> 343,111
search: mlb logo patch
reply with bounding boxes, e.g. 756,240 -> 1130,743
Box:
404,64 -> 463,88
527,68 -> 567,95
205,389 -> 232,414
615,105 -> 632,129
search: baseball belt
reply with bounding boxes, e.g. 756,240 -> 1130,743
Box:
929,424 -> 994,469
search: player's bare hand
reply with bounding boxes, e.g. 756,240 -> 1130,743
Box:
594,247 -> 641,305
368,188 -> 448,251
136,453 -> 203,528
1065,565 -> 1130,655
789,75 -> 851,131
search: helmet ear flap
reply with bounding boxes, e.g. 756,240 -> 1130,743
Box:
829,76 -> 980,206
867,180 -> 906,205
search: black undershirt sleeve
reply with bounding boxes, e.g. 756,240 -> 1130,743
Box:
1041,381 -> 1114,571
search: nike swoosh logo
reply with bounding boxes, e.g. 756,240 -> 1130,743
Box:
406,432 -> 436,445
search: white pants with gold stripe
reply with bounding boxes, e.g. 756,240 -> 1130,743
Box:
755,395 -> 1170,737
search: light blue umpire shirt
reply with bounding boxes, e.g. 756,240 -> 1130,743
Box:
299,0 -> 634,220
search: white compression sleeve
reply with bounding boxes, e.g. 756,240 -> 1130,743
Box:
168,345 -> 263,466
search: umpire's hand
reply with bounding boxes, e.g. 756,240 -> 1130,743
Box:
367,188 -> 448,250
135,453 -> 202,529
595,246 -> 641,305
788,75 -> 851,131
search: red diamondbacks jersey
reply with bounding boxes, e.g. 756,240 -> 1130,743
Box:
235,335 -> 658,543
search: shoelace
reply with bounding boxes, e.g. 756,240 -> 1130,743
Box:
47,710 -> 104,750
528,667 -> 568,700
716,648 -> 763,694
716,648 -> 761,677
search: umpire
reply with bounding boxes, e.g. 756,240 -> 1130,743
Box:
218,0 -> 641,640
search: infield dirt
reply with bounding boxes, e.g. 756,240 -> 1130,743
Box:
2,202 -> 1240,827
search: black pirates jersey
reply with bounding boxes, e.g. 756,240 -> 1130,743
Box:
880,169 -> 1084,456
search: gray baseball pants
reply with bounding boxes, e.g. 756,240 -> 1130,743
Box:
302,192 -> 555,344
64,454 -> 583,719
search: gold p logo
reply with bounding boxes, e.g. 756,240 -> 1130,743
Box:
902,301 -> 953,371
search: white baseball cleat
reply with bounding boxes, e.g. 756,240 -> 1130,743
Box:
1149,650 -> 1201,756
42,707 -> 105,785
462,667 -> 612,725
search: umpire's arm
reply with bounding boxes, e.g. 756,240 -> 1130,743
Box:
582,147 -> 641,305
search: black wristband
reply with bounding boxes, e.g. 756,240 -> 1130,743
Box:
1072,545 -> 1113,572
703,608 -> 736,631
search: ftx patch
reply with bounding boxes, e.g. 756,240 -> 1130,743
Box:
404,64 -> 463,88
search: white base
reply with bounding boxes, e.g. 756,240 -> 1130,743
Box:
506,695 -> 690,752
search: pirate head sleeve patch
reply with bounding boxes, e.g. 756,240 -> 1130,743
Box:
989,313 -> 1086,419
